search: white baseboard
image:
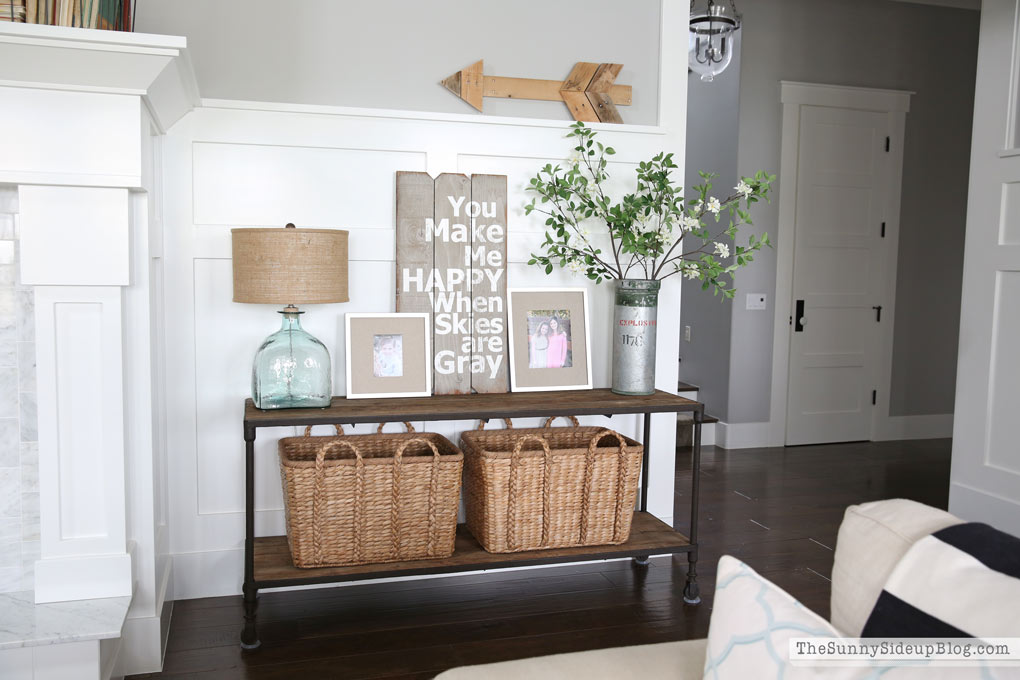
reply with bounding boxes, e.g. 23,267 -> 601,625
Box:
115,556 -> 173,676
716,421 -> 771,449
872,413 -> 954,441
949,481 -> 1020,538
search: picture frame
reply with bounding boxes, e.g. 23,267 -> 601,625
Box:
345,313 -> 432,399
507,288 -> 593,392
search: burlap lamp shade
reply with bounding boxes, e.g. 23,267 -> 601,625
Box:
232,225 -> 349,410
231,227 -> 349,304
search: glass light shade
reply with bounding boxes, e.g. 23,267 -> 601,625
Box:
689,0 -> 740,82
251,308 -> 331,409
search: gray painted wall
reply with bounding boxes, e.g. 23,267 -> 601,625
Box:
680,37 -> 742,420
135,0 -> 662,125
729,0 -> 978,423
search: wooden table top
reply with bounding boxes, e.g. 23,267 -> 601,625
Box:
244,389 -> 702,429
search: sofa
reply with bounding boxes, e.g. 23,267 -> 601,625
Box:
435,498 -> 963,679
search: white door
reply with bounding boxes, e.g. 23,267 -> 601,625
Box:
949,0 -> 1020,536
785,105 -> 893,446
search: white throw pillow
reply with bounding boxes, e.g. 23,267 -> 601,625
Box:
703,555 -> 851,679
702,556 -> 1013,680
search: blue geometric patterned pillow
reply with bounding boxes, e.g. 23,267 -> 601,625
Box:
703,555 -> 845,679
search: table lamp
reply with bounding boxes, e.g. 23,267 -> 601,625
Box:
231,224 -> 349,409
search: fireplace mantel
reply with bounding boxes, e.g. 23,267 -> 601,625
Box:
0,23 -> 197,678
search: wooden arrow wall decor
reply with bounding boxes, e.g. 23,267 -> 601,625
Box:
441,59 -> 632,124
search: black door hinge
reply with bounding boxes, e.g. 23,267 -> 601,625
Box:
885,136 -> 891,152
872,305 -> 883,322
881,222 -> 886,238
872,390 -> 877,405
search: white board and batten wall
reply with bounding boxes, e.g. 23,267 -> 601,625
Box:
164,49 -> 689,599
949,0 -> 1020,537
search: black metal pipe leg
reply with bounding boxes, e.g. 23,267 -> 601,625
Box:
684,409 -> 703,605
683,552 -> 701,604
241,582 -> 260,649
632,555 -> 650,567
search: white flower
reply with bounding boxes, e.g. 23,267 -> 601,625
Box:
567,259 -> 585,274
706,197 -> 722,215
691,200 -> 703,212
681,262 -> 700,280
658,226 -> 677,246
681,214 -> 700,232
566,150 -> 583,166
713,241 -> 730,258
735,180 -> 753,199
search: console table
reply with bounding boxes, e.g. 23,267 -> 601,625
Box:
240,389 -> 704,649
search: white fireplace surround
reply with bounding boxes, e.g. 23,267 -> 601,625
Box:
0,22 -> 198,679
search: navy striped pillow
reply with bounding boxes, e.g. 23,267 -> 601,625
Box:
862,523 -> 1020,638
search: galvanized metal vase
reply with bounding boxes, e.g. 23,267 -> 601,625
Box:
612,279 -> 660,395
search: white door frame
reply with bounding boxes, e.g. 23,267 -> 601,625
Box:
767,82 -> 912,447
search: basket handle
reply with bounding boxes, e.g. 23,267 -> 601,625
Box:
304,424 -> 345,437
377,421 -> 416,433
580,429 -> 629,544
507,435 -> 552,551
391,438 -> 443,558
542,415 -> 580,428
311,439 -> 364,565
477,418 -> 514,430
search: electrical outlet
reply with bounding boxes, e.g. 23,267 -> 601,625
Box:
683,325 -> 692,342
746,293 -> 767,311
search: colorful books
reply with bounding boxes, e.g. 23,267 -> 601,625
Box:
0,0 -> 132,29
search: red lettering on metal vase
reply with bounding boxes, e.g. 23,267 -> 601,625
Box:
618,319 -> 658,326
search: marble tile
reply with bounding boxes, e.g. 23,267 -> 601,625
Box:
0,341 -> 15,367
0,187 -> 17,213
15,291 -> 32,342
0,370 -> 16,418
0,242 -> 12,266
19,445 -> 36,494
0,265 -> 14,288
0,519 -> 17,541
16,344 -> 33,394
0,567 -> 20,594
0,419 -> 17,468
0,591 -> 131,649
18,394 -> 34,443
0,214 -> 16,240
0,468 -> 19,519
0,540 -> 18,569
19,516 -> 37,543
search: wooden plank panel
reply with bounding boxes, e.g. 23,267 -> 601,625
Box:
395,172 -> 435,322
253,512 -> 691,585
469,174 -> 508,394
432,173 -> 472,395
460,59 -> 484,112
560,62 -> 600,123
586,63 -> 624,124
244,389 -> 701,427
483,76 -> 633,106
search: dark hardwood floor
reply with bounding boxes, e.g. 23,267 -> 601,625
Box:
131,437 -> 951,680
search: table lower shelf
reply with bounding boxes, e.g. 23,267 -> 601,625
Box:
253,511 -> 691,589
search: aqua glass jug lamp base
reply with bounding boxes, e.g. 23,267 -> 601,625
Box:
251,306 -> 332,410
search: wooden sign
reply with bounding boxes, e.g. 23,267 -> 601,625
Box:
441,59 -> 631,124
396,171 -> 509,394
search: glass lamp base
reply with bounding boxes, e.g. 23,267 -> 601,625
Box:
252,307 -> 332,410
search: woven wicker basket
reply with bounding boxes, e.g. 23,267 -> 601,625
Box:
279,422 -> 463,568
460,416 -> 643,553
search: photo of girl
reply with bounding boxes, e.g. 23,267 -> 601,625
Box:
526,311 -> 572,369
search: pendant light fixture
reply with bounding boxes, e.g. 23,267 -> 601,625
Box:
689,0 -> 741,82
